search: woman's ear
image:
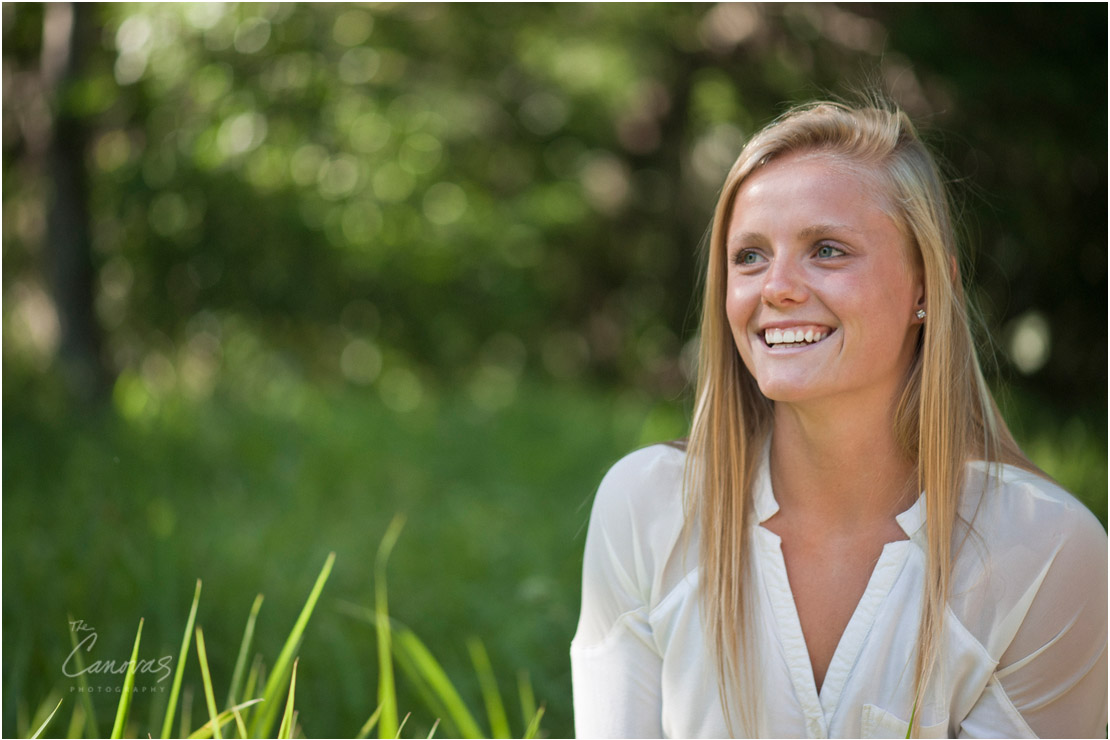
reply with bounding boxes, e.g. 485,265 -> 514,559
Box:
913,260 -> 927,310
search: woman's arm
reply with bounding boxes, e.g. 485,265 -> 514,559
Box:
571,450 -> 670,738
571,610 -> 664,738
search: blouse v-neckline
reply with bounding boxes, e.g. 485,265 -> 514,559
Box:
750,453 -> 926,737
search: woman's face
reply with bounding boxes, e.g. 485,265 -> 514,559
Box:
724,152 -> 924,412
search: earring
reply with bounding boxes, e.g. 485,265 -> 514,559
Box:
915,309 -> 926,319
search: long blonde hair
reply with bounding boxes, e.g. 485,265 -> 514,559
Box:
685,100 -> 1034,735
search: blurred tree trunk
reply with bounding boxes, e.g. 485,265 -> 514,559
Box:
41,2 -> 110,401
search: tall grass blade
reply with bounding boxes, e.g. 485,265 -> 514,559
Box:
250,552 -> 336,738
195,626 -> 222,740
389,647 -> 457,737
232,704 -> 249,740
522,705 -> 545,740
27,691 -> 61,737
277,658 -> 299,740
184,699 -> 264,740
180,685 -> 194,738
226,594 -> 264,710
30,698 -> 62,739
426,718 -> 441,739
395,711 -> 411,739
67,701 -> 86,739
517,670 -> 536,730
466,637 -> 510,739
240,654 -> 264,727
375,516 -> 406,739
162,580 -> 202,739
906,693 -> 919,739
67,613 -> 99,736
356,704 -> 383,739
391,623 -> 483,738
110,617 -> 144,739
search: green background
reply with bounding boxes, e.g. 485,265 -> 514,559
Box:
4,4 -> 1105,738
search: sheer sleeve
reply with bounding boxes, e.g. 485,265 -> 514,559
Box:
571,449 -> 667,739
958,491 -> 1107,739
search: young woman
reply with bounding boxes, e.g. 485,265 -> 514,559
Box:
571,101 -> 1107,738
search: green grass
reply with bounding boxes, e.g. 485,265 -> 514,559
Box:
3,365 -> 1103,738
2,370 -> 689,738
14,529 -> 544,739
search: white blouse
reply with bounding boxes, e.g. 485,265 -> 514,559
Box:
571,444 -> 1107,738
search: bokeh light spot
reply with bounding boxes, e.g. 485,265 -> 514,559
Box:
350,111 -> 392,153
233,17 -> 271,54
317,155 -> 361,200
217,111 -> 268,157
379,367 -> 423,413
519,92 -> 568,137
290,144 -> 328,187
372,162 -> 415,203
338,47 -> 381,85
1007,310 -> 1052,375
423,182 -> 467,226
340,338 -> 383,385
399,133 -> 442,175
333,9 -> 374,47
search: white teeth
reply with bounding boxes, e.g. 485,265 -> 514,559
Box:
764,328 -> 829,346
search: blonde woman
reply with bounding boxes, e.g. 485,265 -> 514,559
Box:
571,101 -> 1107,738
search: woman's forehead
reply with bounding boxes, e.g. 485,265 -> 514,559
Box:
734,154 -> 891,214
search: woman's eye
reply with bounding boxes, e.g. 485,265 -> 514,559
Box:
816,244 -> 844,258
735,250 -> 765,266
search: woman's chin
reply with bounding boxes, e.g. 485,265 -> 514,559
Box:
755,378 -> 822,404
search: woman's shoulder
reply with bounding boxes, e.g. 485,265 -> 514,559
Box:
950,461 -> 1106,651
586,442 -> 689,564
591,442 -> 687,521
603,439 -> 687,474
574,442 -> 692,650
961,461 -> 1105,551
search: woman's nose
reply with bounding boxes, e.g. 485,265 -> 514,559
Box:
761,256 -> 808,306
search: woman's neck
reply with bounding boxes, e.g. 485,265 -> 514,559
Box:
769,400 -> 917,533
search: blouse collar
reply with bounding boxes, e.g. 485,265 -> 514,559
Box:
752,444 -> 780,524
751,440 -> 928,538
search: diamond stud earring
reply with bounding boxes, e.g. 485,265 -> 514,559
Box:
915,309 -> 927,319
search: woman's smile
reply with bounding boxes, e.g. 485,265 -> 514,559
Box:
760,325 -> 834,348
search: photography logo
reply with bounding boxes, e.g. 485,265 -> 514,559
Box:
63,619 -> 173,693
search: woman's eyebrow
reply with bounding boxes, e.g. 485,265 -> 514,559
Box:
727,231 -> 766,248
797,222 -> 860,239
728,223 -> 861,248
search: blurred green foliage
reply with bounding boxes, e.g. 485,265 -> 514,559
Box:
3,3 -> 1106,738
4,3 -> 1105,402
